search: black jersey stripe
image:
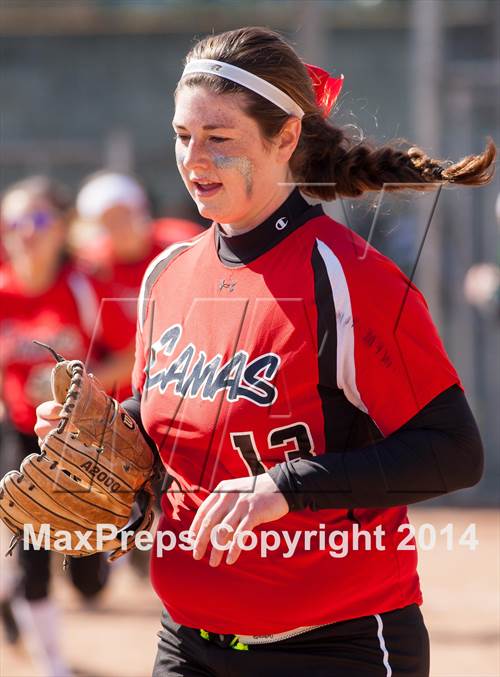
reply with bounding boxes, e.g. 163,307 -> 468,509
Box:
312,241 -> 341,453
311,241 -> 382,454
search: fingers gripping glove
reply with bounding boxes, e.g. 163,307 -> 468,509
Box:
0,357 -> 156,562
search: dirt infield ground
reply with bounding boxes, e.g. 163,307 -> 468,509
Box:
1,507 -> 499,677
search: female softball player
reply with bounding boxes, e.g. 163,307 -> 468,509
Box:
36,26 -> 495,677
0,176 -> 135,676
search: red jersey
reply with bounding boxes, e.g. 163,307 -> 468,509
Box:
0,264 -> 133,434
133,194 -> 460,634
83,244 -> 165,322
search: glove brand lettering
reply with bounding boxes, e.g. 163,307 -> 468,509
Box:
121,412 -> 135,430
80,460 -> 122,492
145,324 -> 280,406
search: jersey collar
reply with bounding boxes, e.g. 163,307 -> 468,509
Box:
215,188 -> 323,266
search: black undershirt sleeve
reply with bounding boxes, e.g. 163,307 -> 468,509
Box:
121,383 -> 484,508
121,387 -> 159,461
267,385 -> 484,511
120,387 -> 141,421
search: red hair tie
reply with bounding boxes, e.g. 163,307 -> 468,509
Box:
305,63 -> 344,118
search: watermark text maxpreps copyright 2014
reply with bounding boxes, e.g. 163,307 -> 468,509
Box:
21,521 -> 479,559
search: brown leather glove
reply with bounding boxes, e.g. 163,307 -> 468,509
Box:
0,357 -> 156,562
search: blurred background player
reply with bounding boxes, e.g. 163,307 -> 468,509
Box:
73,170 -> 204,571
73,171 -> 204,342
0,175 -> 135,676
463,190 -> 500,321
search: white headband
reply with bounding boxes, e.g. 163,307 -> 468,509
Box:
181,59 -> 305,119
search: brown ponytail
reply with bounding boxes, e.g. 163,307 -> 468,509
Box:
178,26 -> 496,200
292,114 -> 496,200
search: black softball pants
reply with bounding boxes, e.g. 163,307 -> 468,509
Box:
152,603 -> 429,677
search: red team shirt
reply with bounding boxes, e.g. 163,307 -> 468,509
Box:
95,244 -> 165,324
75,242 -> 166,400
133,192 -> 460,634
0,263 -> 134,434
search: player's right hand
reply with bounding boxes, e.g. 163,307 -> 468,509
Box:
34,399 -> 63,441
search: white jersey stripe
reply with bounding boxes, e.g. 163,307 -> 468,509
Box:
375,613 -> 392,676
67,270 -> 101,339
138,239 -> 198,332
316,238 -> 368,414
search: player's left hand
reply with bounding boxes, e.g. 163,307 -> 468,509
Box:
190,473 -> 289,567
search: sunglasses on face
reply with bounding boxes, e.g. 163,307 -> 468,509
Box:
2,210 -> 60,232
